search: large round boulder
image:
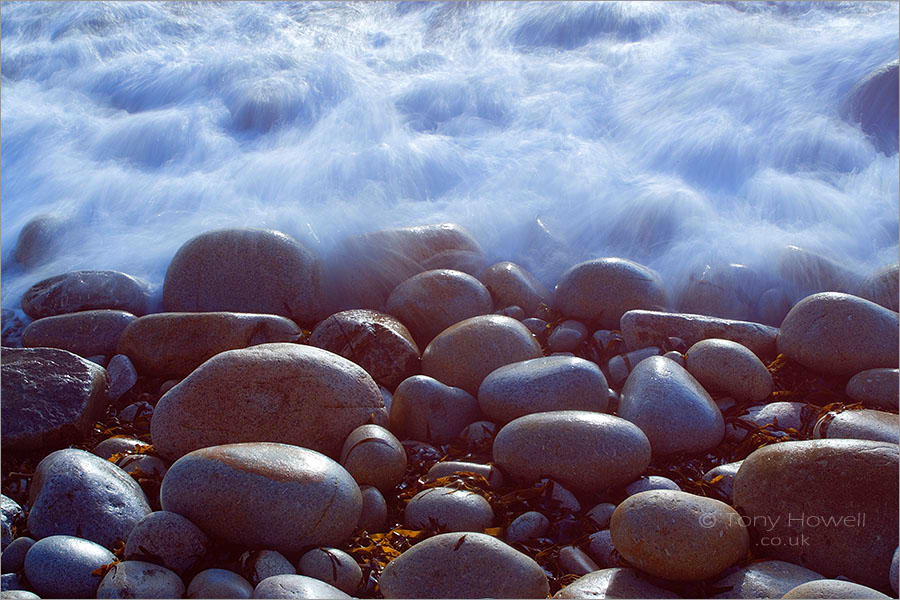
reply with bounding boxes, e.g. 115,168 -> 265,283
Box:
422,315 -> 543,395
162,228 -> 323,324
160,443 -> 362,553
732,439 -> 898,590
493,411 -> 651,494
553,258 -> 668,329
150,343 -> 384,460
776,293 -> 899,377
378,532 -> 548,598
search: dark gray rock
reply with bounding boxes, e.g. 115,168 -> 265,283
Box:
22,270 -> 150,319
1,347 -> 109,451
24,535 -> 116,599
107,355 -> 138,402
1,537 -> 35,574
846,368 -> 899,410
124,511 -> 208,575
187,568 -> 252,599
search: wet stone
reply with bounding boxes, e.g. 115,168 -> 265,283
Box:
547,320 -> 588,353
117,455 -> 168,479
552,568 -> 680,599
404,487 -> 494,533
187,568 -> 253,599
709,559 -> 825,599
701,461 -> 743,504
24,535 -> 116,599
586,503 -> 617,530
340,424 -> 407,492
505,511 -> 550,543
814,408 -> 899,444
726,402 -> 812,442
297,547 -> 362,595
846,368 -> 899,410
107,354 -> 138,401
624,475 -> 680,496
21,310 -> 136,358
124,511 -> 209,575
684,338 -> 772,403
497,305 -> 526,320
856,263 -> 899,312
481,262 -> 550,316
1,537 -> 35,574
558,546 -> 598,576
426,461 -> 504,489
94,437 -> 149,460
253,574 -> 352,599
389,375 -> 480,445
22,270 -> 151,320
117,401 -> 152,423
522,317 -> 547,335
239,550 -> 295,587
96,561 -> 185,599
606,347 -> 661,386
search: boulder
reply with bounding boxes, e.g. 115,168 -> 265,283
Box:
339,424 -> 407,493
404,487 -> 494,532
22,270 -> 150,319
481,262 -> 550,316
814,409 -> 899,444
96,561 -> 185,599
378,532 -> 548,598
776,293 -> 899,376
846,368 -> 899,410
732,439 -> 898,590
150,343 -> 384,460
839,60 -> 899,155
309,309 -> 419,390
24,535 -> 116,599
253,574 -> 352,599
710,560 -> 825,599
296,548 -> 361,595
782,579 -> 892,599
118,312 -> 302,378
478,356 -> 608,424
160,443 -> 362,553
162,228 -> 323,323
856,263 -> 899,312
618,356 -> 725,456
685,339 -> 773,403
553,568 -> 679,599
22,310 -> 136,358
422,315 -> 543,395
553,258 -> 668,329
124,511 -> 209,575
493,411 -> 651,494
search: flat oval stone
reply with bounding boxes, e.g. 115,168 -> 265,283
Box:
404,487 -> 494,532
553,258 -> 668,329
478,356 -> 608,424
163,228 -> 323,323
28,449 -> 151,549
732,439 -> 898,589
846,368 -> 899,410
309,309 -> 420,390
386,269 -> 493,347
24,535 -> 116,599
253,574 -> 352,599
777,292 -> 899,376
856,263 -> 899,312
481,262 -> 550,316
297,547 -> 361,595
22,310 -> 136,358
493,411 -> 651,494
610,490 -> 749,581
125,511 -> 208,575
22,270 -> 151,319
118,312 -> 302,378
553,568 -> 680,599
340,425 -> 407,493
2,347 -> 109,451
188,569 -> 252,599
814,409 -> 899,444
357,486 -> 388,533
96,561 -> 185,599
619,356 -> 724,456
389,375 -> 480,444
150,344 -> 383,460
709,560 -> 824,599
378,531 -> 549,599
782,579 -> 892,599
240,550 -> 295,587
422,315 -> 543,395
685,339 -> 772,403
160,443 -> 362,554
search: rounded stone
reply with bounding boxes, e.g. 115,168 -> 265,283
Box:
1,496 -> 22,551
118,312 -> 303,379
378,531 -> 549,599
1,590 -> 39,599
522,318 -> 547,335
586,529 -> 618,568
726,402 -> 810,442
340,424 -> 407,493
558,546 -> 599,576
619,356 -> 725,456
493,411 -> 651,494
856,263 -> 899,312
891,547 -> 899,595
676,263 -> 766,321
2,347 -> 109,451
478,356 -> 608,424
782,579 -> 892,599
24,535 -> 116,599
732,439 -> 898,589
15,215 -> 63,268
426,461 -> 504,489
22,270 -> 151,320
624,475 -> 680,496
150,343 -> 384,460
96,561 -> 185,599
481,262 -> 550,316
388,375 -> 480,445
28,449 -> 151,549
159,443 -> 362,554
701,461 -> 743,504
422,315 -> 543,396
685,338 -> 773,403
1,537 -> 35,574
117,455 -> 168,479
458,420 -> 497,445
163,228 -> 323,323
610,490 -> 750,581
187,569 -> 253,599
297,547 -> 361,595
776,292 -> 899,376
386,269 -> 493,348
846,368 -> 899,410
815,409 -> 899,444
553,568 -> 680,599
357,485 -> 388,533
547,320 -> 588,353
404,487 -> 494,533
553,258 -> 668,329
709,560 -> 825,599
94,437 -> 149,460
309,309 -> 420,390
586,503 -> 617,530
506,511 -> 550,543
240,550 -> 296,587
252,574 -> 352,599
124,511 -> 209,575
107,355 -> 138,402
22,310 -> 136,358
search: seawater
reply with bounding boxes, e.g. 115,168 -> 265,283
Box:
2,1 -> 898,309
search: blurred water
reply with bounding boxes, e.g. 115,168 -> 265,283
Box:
2,1 -> 898,310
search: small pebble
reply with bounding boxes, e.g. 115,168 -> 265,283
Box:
253,574 -> 352,599
117,454 -> 168,478
547,320 -> 588,353
607,347 -> 660,386
662,350 -> 685,366
107,354 -> 138,401
624,476 -> 680,496
539,478 -> 581,512
340,424 -> 407,492
726,402 -> 810,441
558,546 -> 598,575
497,305 -> 526,320
239,550 -> 295,587
506,511 -> 550,543
592,330 -> 621,354
586,530 -> 618,568
159,380 -> 179,395
701,461 -> 743,503
586,503 -> 617,529
1,537 -> 34,574
357,485 -> 388,533
118,401 -> 153,423
297,547 -> 362,595
96,560 -> 185,599
426,461 -> 504,488
457,421 -> 497,445
846,368 -> 899,410
125,511 -> 209,575
404,487 -> 494,533
187,569 -> 253,599
522,318 -> 547,336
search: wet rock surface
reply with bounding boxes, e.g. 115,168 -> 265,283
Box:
22,310 -> 136,358
22,270 -> 151,320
